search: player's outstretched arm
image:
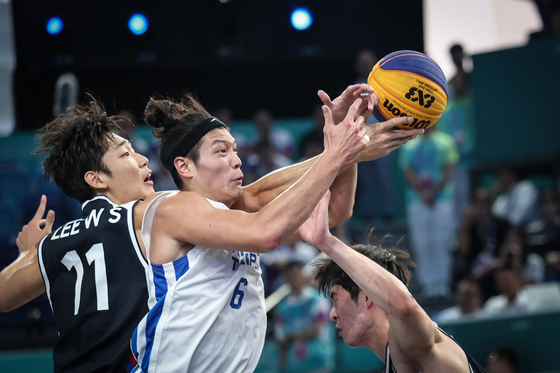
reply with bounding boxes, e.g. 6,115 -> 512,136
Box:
298,192 -> 440,361
0,195 -> 54,287
318,84 -> 375,124
356,116 -> 424,163
0,258 -> 45,312
150,99 -> 368,263
235,157 -> 356,230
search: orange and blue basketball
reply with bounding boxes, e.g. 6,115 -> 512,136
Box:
367,50 -> 448,130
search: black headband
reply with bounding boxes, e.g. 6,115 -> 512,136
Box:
164,117 -> 226,173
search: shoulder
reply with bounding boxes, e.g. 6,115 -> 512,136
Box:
155,191 -> 215,219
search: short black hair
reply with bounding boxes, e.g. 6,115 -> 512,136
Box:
314,232 -> 416,303
35,94 -> 125,203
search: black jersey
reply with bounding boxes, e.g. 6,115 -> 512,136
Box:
384,325 -> 487,373
38,196 -> 149,373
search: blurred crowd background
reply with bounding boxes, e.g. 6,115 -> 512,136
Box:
1,1 -> 560,372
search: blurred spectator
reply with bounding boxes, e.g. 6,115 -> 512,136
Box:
545,250 -> 560,281
353,49 -> 395,222
400,125 -> 459,298
486,347 -> 517,373
454,188 -> 510,298
525,190 -> 560,261
298,105 -> 325,161
492,166 -> 541,227
438,44 -> 476,228
260,241 -> 318,295
274,260 -> 334,373
500,226 -> 545,285
244,138 -> 292,185
253,109 -> 295,160
432,278 -> 483,323
481,252 -> 530,317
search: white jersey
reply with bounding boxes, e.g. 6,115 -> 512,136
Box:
131,191 -> 266,373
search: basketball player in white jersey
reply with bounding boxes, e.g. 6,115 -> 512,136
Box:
0,86 -> 422,372
301,192 -> 488,373
129,91 -> 422,373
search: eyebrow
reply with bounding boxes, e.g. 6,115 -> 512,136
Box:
115,139 -> 130,149
210,139 -> 237,148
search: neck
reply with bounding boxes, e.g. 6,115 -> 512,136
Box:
365,319 -> 389,362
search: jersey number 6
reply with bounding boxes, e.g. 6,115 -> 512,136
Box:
230,277 -> 248,309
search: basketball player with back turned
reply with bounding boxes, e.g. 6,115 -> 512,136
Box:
300,192 -> 488,373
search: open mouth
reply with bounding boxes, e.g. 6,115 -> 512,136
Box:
144,173 -> 152,183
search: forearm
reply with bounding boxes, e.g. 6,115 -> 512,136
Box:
0,251 -> 36,288
235,156 -> 319,213
255,151 -> 344,248
0,259 -> 45,312
328,164 -> 357,225
320,235 -> 414,317
435,163 -> 454,193
403,167 -> 419,192
236,155 -> 357,214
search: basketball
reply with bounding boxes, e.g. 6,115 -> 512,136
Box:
367,50 -> 448,130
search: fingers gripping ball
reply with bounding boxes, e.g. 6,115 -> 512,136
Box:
368,50 -> 448,130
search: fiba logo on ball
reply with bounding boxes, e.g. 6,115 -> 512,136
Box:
367,50 -> 448,130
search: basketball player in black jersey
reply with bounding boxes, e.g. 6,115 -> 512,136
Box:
0,86 -> 421,372
302,192 -> 488,373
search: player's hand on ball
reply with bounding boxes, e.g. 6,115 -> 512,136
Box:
356,116 -> 424,163
318,84 -> 377,125
322,98 -> 368,165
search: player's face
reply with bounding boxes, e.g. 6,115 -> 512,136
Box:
189,128 -> 243,207
100,134 -> 155,204
329,285 -> 372,348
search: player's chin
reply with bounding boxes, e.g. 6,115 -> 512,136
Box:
342,335 -> 361,348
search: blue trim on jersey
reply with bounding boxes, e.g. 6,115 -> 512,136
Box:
131,327 -> 139,361
141,294 -> 167,372
173,255 -> 189,280
151,264 -> 169,302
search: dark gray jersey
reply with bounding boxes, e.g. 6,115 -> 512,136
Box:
38,196 -> 149,372
384,325 -> 487,373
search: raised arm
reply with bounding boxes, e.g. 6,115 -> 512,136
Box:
298,192 -> 443,363
0,258 -> 46,312
0,196 -> 52,312
0,195 -> 54,287
150,99 -> 368,264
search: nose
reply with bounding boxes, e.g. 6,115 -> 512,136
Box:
232,152 -> 242,169
135,152 -> 149,167
329,306 -> 337,322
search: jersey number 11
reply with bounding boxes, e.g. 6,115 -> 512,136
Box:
61,243 -> 109,315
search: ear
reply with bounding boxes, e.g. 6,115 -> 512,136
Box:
362,292 -> 374,309
174,157 -> 194,180
84,171 -> 108,191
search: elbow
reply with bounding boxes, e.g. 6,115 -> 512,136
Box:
0,300 -> 14,313
253,231 -> 283,253
391,291 -> 418,320
329,204 -> 353,228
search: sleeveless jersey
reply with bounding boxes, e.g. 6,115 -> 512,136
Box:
384,325 -> 487,373
38,196 -> 150,373
131,191 -> 266,373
